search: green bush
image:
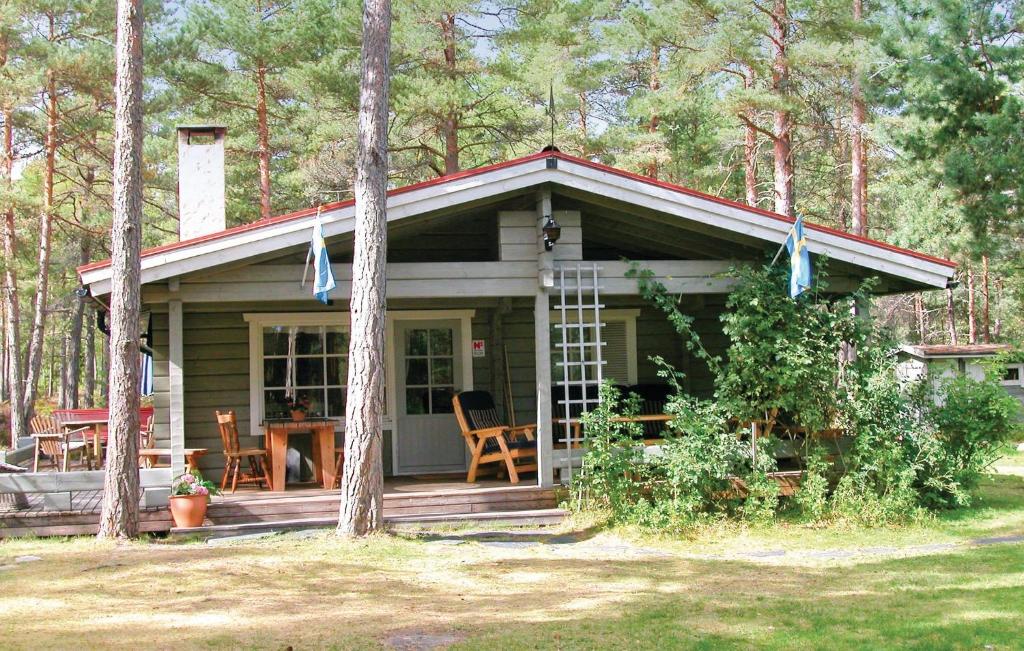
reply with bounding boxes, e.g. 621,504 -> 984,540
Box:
572,262 -> 1023,531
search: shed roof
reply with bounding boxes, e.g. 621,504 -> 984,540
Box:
78,151 -> 957,295
901,344 -> 1013,359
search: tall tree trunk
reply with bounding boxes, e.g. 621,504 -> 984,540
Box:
578,92 -> 588,157
84,309 -> 95,408
1,104 -> 24,443
339,0 -> 390,537
982,254 -> 991,342
440,13 -> 459,175
993,277 -> 1002,339
22,68 -> 58,423
849,0 -> 868,237
967,264 -> 977,344
645,44 -> 661,179
99,0 -> 145,540
255,58 -> 272,220
743,66 -> 758,207
945,286 -> 958,345
914,293 -> 926,343
61,242 -> 89,409
770,0 -> 794,216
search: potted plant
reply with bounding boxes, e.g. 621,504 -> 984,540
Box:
168,470 -> 218,528
284,394 -> 311,422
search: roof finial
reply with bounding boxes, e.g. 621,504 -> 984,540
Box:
542,81 -> 560,154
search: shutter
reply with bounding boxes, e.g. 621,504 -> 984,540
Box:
601,320 -> 629,384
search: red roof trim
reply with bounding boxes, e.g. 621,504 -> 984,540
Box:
78,150 -> 955,276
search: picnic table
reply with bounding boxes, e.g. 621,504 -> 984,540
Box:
263,419 -> 337,491
55,413 -> 108,467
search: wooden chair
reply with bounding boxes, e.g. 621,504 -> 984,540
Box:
30,415 -> 90,472
138,415 -> 158,468
453,391 -> 537,484
333,447 -> 344,489
215,410 -> 272,493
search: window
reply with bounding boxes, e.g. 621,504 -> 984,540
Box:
403,327 -> 456,414
262,325 -> 348,420
550,309 -> 638,386
1002,364 -> 1023,386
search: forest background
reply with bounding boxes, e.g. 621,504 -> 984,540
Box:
0,0 -> 1020,422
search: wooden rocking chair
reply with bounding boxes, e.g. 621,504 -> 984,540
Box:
30,415 -> 91,472
453,391 -> 537,484
215,410 -> 272,493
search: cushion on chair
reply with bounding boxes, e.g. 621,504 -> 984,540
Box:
456,391 -> 500,431
483,435 -> 535,454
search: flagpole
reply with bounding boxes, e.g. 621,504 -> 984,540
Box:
301,205 -> 322,288
770,217 -> 799,267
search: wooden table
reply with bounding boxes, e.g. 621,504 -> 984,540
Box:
263,420 -> 337,491
55,415 -> 108,466
138,448 -> 209,473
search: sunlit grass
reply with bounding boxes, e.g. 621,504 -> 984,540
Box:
0,464 -> 1020,650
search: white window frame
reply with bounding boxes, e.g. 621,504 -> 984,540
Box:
1001,362 -> 1024,387
549,308 -> 639,385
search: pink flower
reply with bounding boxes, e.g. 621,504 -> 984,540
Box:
194,485 -> 209,496
183,474 -> 196,484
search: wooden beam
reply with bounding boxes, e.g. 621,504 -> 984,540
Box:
0,468 -> 172,493
535,190 -> 555,488
168,299 -> 186,478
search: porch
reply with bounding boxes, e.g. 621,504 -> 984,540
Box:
0,473 -> 561,538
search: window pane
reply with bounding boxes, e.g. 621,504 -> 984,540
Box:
327,388 -> 345,418
264,358 -> 288,387
294,328 -> 323,355
406,329 -> 428,356
430,328 -> 453,356
296,357 -> 325,386
327,356 -> 348,386
1005,367 -> 1020,382
406,388 -> 429,414
406,358 -> 429,386
265,390 -> 289,420
431,358 -> 454,385
431,387 -> 454,414
263,328 -> 290,356
326,328 -> 348,354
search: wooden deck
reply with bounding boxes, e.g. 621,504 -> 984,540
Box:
0,476 -> 561,538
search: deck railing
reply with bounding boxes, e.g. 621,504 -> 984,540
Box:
0,468 -> 172,511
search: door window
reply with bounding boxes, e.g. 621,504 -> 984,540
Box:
404,327 -> 456,415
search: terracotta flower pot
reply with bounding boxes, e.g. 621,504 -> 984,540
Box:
290,410 -> 306,422
169,494 -> 208,528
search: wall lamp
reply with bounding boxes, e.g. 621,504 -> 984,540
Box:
542,215 -> 561,251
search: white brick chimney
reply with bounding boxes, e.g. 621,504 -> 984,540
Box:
177,125 -> 227,241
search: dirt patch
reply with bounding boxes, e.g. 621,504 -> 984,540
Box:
384,628 -> 466,650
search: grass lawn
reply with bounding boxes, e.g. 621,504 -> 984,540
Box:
0,464 -> 1021,650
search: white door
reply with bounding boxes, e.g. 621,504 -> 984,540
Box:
394,319 -> 467,475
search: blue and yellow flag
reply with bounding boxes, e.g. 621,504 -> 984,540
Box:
311,208 -> 336,304
784,216 -> 812,298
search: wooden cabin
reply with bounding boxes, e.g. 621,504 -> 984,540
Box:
74,132 -> 956,497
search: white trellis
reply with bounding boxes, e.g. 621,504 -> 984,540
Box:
553,262 -> 604,481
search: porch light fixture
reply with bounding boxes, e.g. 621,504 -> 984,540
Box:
542,215 -> 561,251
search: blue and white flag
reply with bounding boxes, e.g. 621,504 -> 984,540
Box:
139,352 -> 154,396
784,216 -> 812,298
309,208 -> 336,304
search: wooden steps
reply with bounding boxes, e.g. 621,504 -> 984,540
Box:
172,507 -> 567,538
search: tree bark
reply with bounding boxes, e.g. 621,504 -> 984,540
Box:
99,0 -> 145,540
440,13 -> 459,175
255,57 -> 272,220
849,0 -> 867,237
914,293 -> 926,343
22,64 -> 59,423
60,242 -> 89,409
645,44 -> 661,180
982,254 -> 991,342
84,309 -> 96,408
945,286 -> 958,345
967,263 -> 977,344
578,92 -> 588,157
770,0 -> 794,216
743,66 -> 758,207
338,0 -> 390,537
1,103 -> 24,444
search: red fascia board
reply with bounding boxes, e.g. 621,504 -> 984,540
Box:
78,149 -> 955,276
